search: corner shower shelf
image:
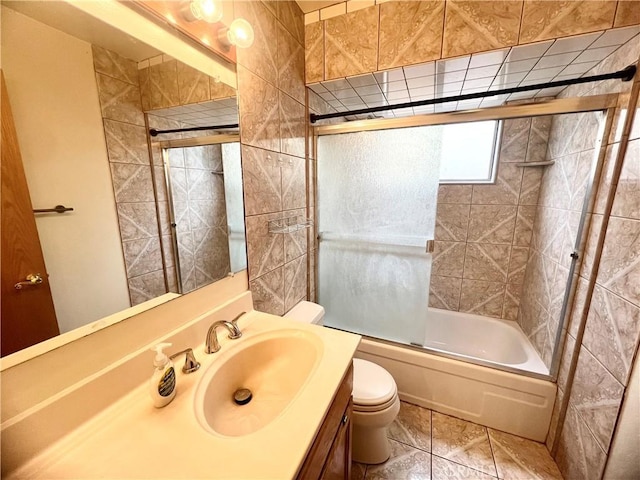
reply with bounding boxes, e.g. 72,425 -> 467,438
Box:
514,161 -> 555,167
268,216 -> 314,234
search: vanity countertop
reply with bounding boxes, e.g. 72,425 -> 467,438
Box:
8,312 -> 361,479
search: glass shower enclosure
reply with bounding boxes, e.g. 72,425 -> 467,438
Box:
317,127 -> 441,346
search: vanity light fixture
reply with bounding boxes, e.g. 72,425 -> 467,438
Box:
181,0 -> 223,23
217,18 -> 254,49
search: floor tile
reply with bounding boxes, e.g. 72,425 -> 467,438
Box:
488,429 -> 563,480
352,461 -> 367,480
388,401 -> 432,452
432,455 -> 497,479
431,412 -> 498,477
364,439 -> 431,480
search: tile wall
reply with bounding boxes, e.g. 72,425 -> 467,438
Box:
537,36 -> 640,479
305,0 -> 640,83
138,55 -> 236,111
517,110 -> 602,368
163,145 -> 231,294
429,117 -> 550,320
233,0 -> 309,315
91,45 -> 168,306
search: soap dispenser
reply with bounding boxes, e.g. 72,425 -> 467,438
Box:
149,342 -> 176,408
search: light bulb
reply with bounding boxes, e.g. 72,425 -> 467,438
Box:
189,0 -> 223,23
226,18 -> 254,49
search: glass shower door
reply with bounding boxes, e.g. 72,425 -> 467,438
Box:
317,127 -> 441,345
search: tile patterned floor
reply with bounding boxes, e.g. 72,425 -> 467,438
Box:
352,401 -> 563,480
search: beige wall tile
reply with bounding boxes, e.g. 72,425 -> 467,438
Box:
569,346 -> 624,452
236,1 -> 279,86
432,241 -> 466,277
502,283 -> 522,320
176,61 -> 209,105
110,163 -> 155,203
611,138 -> 640,220
277,0 -> 305,45
442,0 -> 523,58
459,278 -> 507,319
250,266 -> 285,315
92,45 -> 138,85
472,164 -> 523,205
279,92 -> 306,158
429,275 -> 463,310
284,209 -> 308,262
325,6 -> 379,79
463,243 -> 511,282
614,0 -> 640,27
284,254 -> 308,311
241,145 -> 282,215
520,0 -> 616,43
596,216 -> 640,307
117,203 -> 160,242
122,236 -> 163,278
128,270 -> 167,306
583,284 -> 640,385
96,73 -> 145,125
282,154 -> 306,210
514,205 -> 536,246
148,60 -> 180,110
103,119 -> 149,165
245,212 -> 285,280
500,118 -> 531,163
209,78 -> 237,100
556,405 -> 607,479
508,246 -> 529,284
468,205 -> 517,244
305,22 -> 325,83
378,1 -> 445,70
435,203 -> 470,241
437,184 -> 473,204
278,23 -> 306,104
238,66 -> 280,152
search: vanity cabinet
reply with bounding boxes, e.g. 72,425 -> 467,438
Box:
296,363 -> 354,480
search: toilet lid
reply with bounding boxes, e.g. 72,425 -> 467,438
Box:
352,358 -> 397,407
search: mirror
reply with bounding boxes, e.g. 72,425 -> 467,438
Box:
0,1 -> 246,358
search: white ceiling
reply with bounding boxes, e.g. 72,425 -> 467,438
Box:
148,98 -> 239,128
311,25 -> 640,120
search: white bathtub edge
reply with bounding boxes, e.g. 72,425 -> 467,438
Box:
357,338 -> 556,442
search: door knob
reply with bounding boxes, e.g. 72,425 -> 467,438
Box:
14,273 -> 43,290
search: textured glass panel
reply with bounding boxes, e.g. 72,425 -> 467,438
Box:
221,143 -> 247,272
317,127 -> 440,345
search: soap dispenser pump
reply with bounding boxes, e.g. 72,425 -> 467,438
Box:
149,342 -> 176,408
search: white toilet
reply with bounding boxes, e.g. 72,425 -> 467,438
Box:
285,301 -> 400,464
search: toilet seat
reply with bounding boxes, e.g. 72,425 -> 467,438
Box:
352,358 -> 397,411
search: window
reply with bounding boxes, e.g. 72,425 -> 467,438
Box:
438,120 -> 501,184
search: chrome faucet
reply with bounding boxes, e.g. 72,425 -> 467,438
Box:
205,312 -> 246,354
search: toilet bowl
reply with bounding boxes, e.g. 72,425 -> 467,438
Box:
285,301 -> 400,464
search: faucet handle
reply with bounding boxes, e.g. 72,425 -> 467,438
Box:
229,311 -> 246,339
170,348 -> 201,374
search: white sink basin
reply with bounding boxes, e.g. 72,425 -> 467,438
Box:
194,329 -> 324,437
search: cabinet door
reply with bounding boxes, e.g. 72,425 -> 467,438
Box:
321,399 -> 352,480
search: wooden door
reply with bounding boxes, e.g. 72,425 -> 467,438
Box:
1,71 -> 59,357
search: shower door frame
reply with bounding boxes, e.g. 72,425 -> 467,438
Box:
311,94 -> 617,382
156,133 -> 240,294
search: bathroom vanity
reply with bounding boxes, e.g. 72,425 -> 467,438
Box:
2,291 -> 361,479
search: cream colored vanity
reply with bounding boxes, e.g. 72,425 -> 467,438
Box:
2,279 -> 360,479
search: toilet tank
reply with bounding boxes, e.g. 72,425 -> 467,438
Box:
284,301 -> 325,325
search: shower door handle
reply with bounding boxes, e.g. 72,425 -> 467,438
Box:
425,240 -> 434,253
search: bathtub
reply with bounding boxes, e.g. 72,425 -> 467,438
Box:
353,308 -> 557,442
422,308 -> 548,375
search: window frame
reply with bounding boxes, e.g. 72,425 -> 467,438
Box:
438,120 -> 503,185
